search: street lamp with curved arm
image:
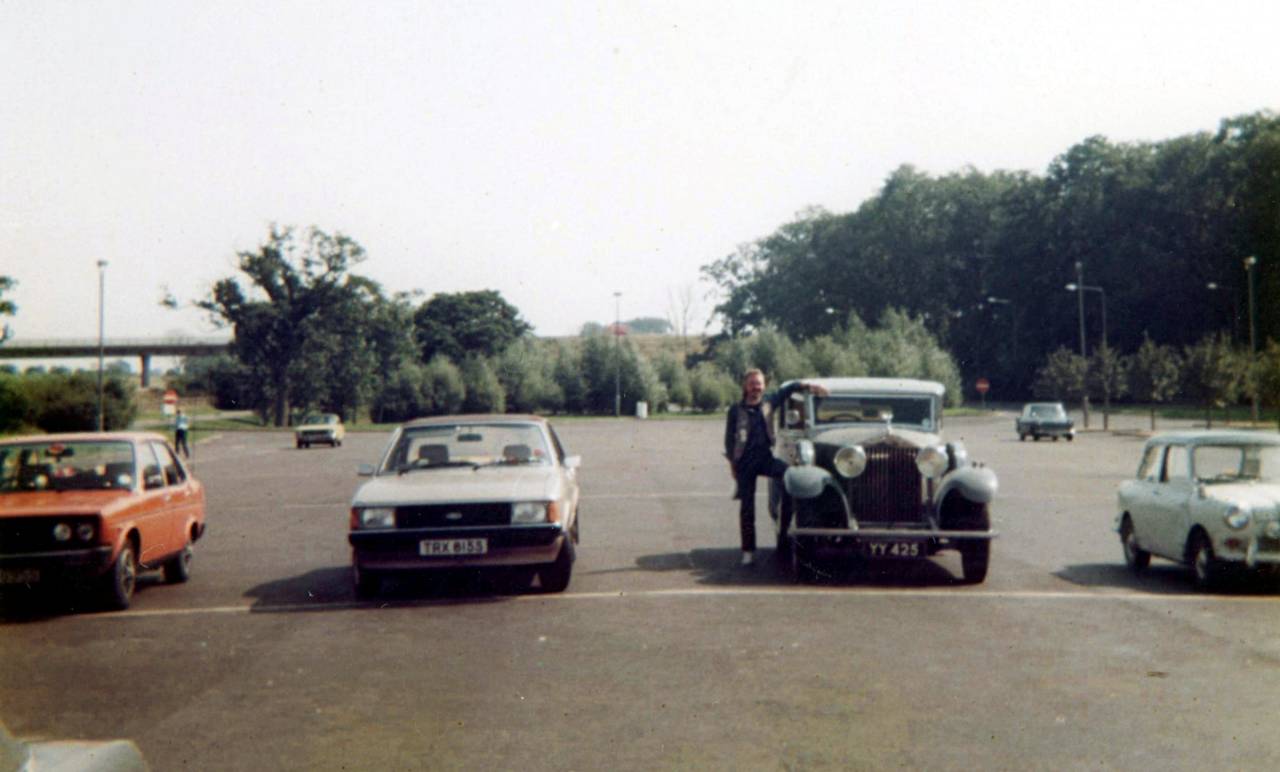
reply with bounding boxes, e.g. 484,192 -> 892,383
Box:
1065,282 -> 1107,352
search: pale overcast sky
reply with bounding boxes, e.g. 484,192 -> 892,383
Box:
2,0 -> 1276,348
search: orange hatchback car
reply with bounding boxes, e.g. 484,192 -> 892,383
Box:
0,432 -> 206,610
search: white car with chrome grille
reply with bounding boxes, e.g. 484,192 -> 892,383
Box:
348,415 -> 580,597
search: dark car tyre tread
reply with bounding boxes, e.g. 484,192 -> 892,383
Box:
353,565 -> 381,598
101,542 -> 138,610
539,542 -> 574,593
1190,532 -> 1221,591
1120,518 -> 1150,572
790,536 -> 816,583
958,507 -> 991,584
163,543 -> 194,584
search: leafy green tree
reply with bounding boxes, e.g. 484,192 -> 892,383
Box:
372,361 -> 428,424
800,335 -> 865,377
364,292 -> 420,422
1088,343 -> 1128,430
0,371 -> 31,432
690,362 -> 737,412
551,342 -> 586,413
414,290 -> 531,363
198,226 -> 367,426
0,276 -> 15,344
653,352 -> 692,409
421,356 -> 465,416
22,371 -> 135,432
1033,347 -> 1088,407
1127,334 -> 1181,430
495,339 -> 561,414
1255,340 -> 1280,430
460,356 -> 506,414
1181,333 -> 1245,427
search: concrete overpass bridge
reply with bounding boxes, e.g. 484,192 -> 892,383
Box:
0,337 -> 232,387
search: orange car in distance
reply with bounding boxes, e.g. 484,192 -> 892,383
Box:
0,432 -> 206,610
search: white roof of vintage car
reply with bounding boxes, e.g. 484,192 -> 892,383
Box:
790,377 -> 945,397
1144,430 -> 1280,446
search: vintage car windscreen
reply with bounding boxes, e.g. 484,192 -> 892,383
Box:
302,414 -> 339,425
382,423 -> 552,473
1192,443 -> 1280,483
0,440 -> 136,492
814,395 -> 935,430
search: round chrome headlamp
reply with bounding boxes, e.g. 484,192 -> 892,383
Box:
916,446 -> 949,479
1224,505 -> 1252,530
52,523 -> 72,541
76,523 -> 96,542
833,445 -> 867,478
796,440 -> 816,467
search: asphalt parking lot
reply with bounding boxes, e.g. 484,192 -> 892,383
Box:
3,411 -> 1280,770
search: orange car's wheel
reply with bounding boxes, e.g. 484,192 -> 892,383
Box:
101,541 -> 138,610
163,542 -> 194,584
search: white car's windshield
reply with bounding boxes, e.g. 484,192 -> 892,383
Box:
1027,404 -> 1066,419
383,423 -> 552,473
1192,443 -> 1280,483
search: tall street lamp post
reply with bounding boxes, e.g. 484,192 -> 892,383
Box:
1246,255 -> 1259,423
96,259 -> 108,432
1066,278 -> 1107,428
1070,261 -> 1090,429
985,295 -> 1016,368
613,291 -> 622,417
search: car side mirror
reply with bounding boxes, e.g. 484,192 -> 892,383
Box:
563,455 -> 581,469
785,409 -> 802,427
144,473 -> 165,490
357,464 -> 375,477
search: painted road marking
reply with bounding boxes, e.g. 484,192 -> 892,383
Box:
77,586 -> 1280,620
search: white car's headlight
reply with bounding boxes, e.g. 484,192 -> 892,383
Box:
354,507 -> 395,529
833,445 -> 867,478
1224,505 -> 1252,530
916,446 -> 949,479
512,501 -> 551,524
796,440 -> 816,466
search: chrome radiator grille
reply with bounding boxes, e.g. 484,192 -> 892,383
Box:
843,444 -> 925,524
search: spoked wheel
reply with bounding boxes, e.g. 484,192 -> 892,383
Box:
1120,517 -> 1150,572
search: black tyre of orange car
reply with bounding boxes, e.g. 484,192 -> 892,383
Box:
163,542 -> 194,584
101,541 -> 138,610
538,540 -> 574,593
1120,516 -> 1150,572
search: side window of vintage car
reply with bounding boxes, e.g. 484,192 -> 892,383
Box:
152,441 -> 186,485
1136,445 -> 1162,481
1162,445 -> 1191,483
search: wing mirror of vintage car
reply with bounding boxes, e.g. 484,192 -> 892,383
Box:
785,409 -> 802,426
357,463 -> 376,477
564,455 -> 582,469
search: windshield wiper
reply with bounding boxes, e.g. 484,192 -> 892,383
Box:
397,460 -> 480,475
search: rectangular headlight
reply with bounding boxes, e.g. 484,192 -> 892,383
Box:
512,501 -> 550,524
353,507 -> 395,529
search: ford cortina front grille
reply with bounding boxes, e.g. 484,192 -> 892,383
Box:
395,503 -> 512,528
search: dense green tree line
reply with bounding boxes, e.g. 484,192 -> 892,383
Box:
702,111 -> 1280,400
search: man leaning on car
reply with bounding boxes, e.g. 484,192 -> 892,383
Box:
724,369 -> 827,566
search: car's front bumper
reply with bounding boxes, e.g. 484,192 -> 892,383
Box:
349,524 -> 566,570
0,546 -> 114,586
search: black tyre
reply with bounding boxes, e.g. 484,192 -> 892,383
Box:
353,564 -> 381,598
1189,532 -> 1221,591
297,440 -> 306,449
1018,434 -> 1026,442
1120,517 -> 1150,572
775,496 -> 792,562
539,541 -> 574,593
101,541 -> 138,610
1033,435 -> 1041,442
790,536 -> 816,583
958,506 -> 991,584
163,542 -> 193,584
1052,436 -> 1060,442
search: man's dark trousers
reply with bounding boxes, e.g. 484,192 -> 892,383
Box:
734,454 -> 789,552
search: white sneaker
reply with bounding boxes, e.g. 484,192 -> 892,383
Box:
741,551 -> 754,566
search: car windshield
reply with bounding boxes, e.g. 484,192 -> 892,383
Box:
303,415 -> 338,425
382,423 -> 552,473
1028,404 -> 1066,419
0,441 -> 136,492
815,395 -> 935,430
1192,443 -> 1280,483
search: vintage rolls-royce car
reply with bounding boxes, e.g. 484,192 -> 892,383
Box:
770,378 -> 998,583
295,413 -> 345,448
349,415 -> 580,597
1116,430 -> 1280,589
1015,402 -> 1075,441
0,432 -> 207,610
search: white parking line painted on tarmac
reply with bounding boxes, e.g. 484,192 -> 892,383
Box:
87,587 -> 1280,620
